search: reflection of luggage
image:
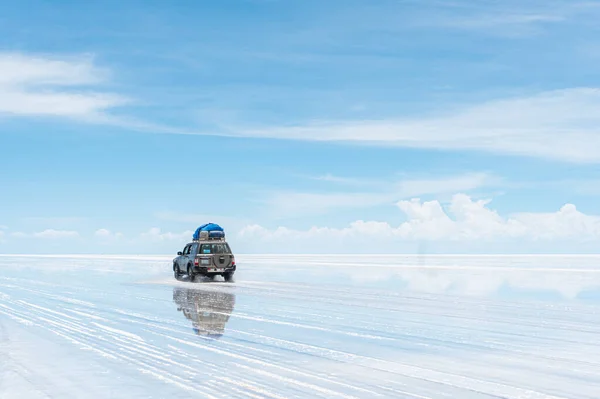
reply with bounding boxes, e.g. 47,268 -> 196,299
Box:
193,223 -> 225,240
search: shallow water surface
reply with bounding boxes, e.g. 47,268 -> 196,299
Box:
1,254 -> 599,398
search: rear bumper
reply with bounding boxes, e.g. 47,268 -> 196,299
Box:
193,264 -> 236,275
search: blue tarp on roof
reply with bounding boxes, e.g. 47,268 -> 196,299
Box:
193,223 -> 224,240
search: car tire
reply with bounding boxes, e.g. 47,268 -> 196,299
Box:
187,264 -> 196,283
173,263 -> 182,280
223,272 -> 234,282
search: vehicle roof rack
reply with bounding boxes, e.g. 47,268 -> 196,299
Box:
192,236 -> 226,242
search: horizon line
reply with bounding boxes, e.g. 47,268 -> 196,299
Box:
2,253 -> 600,257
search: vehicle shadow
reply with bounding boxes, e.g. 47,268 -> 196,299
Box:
172,286 -> 236,339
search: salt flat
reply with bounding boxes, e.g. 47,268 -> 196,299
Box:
1,254 -> 599,398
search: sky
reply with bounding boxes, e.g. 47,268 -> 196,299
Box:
1,0 -> 600,254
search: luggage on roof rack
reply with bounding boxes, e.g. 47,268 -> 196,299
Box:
193,223 -> 225,241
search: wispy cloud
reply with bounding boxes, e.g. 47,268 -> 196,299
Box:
34,229 -> 79,239
395,173 -> 498,199
309,174 -> 372,186
568,180 -> 600,196
0,52 -> 129,121
15,229 -> 80,239
410,0 -> 599,36
22,216 -> 87,224
497,178 -> 600,196
9,229 -> 79,239
5,55 -> 599,165
421,10 -> 564,37
304,171 -> 496,192
294,173 -> 387,189
229,88 -> 600,163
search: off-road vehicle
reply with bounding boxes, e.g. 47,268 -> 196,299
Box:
172,223 -> 236,282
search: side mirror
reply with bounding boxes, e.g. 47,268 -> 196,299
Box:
177,251 -> 183,255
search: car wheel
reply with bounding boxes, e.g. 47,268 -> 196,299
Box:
187,264 -> 196,282
173,263 -> 181,280
223,272 -> 234,282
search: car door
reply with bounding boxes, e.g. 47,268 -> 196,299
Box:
185,243 -> 195,266
179,244 -> 191,269
189,243 -> 199,264
176,245 -> 185,268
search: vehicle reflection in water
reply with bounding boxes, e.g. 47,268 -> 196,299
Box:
173,287 -> 236,339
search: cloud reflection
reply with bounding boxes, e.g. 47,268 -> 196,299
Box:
242,255 -> 600,302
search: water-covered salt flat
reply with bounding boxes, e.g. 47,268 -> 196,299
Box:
1,254 -> 600,398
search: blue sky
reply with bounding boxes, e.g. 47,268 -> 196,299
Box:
1,0 -> 600,254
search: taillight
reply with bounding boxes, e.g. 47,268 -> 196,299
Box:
231,257 -> 235,266
194,258 -> 199,266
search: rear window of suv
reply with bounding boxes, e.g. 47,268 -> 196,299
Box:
199,243 -> 231,254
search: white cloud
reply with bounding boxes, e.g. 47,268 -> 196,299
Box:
0,52 -> 128,120
238,194 -> 600,251
263,172 -> 496,216
232,88 -> 600,163
394,195 -> 525,241
512,204 -> 600,241
32,229 -> 80,239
